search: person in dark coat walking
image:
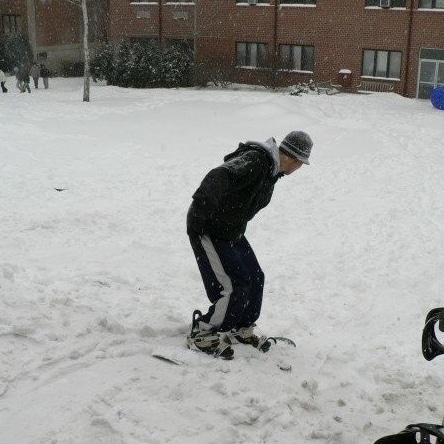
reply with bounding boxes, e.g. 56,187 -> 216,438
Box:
40,64 -> 50,89
186,131 -> 313,358
21,70 -> 31,93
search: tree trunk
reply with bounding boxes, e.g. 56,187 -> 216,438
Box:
82,0 -> 90,102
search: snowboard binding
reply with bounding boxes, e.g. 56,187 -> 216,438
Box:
422,307 -> 444,361
374,423 -> 444,444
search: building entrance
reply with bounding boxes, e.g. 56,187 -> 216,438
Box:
418,49 -> 444,99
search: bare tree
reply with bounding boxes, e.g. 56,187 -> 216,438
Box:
63,0 -> 91,102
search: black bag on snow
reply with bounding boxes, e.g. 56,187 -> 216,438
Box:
374,423 -> 444,444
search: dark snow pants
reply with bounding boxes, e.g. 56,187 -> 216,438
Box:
189,233 -> 264,332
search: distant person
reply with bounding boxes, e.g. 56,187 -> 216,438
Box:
14,66 -> 22,90
21,70 -> 31,93
30,62 -> 40,89
0,69 -> 7,93
40,64 -> 50,89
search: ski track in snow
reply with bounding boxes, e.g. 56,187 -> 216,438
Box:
1,78 -> 444,443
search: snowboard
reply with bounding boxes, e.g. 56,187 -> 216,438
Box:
152,336 -> 296,371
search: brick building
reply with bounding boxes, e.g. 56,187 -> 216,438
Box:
109,0 -> 444,98
0,0 -> 107,73
2,1 -> 443,97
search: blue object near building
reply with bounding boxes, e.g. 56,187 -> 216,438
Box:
430,87 -> 444,110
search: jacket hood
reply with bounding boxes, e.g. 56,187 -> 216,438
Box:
225,137 -> 280,177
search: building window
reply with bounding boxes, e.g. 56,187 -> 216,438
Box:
418,60 -> 444,98
365,0 -> 406,6
417,48 -> 444,98
2,15 -> 21,34
419,0 -> 444,8
362,50 -> 401,79
279,44 -> 315,72
280,0 -> 316,5
236,42 -> 267,68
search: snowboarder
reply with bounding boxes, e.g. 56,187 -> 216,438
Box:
186,131 -> 313,358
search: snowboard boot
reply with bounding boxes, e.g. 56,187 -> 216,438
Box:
228,325 -> 273,353
186,310 -> 234,360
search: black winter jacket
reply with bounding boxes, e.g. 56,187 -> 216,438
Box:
187,142 -> 281,240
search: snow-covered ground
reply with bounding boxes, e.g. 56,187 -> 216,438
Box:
1,78 -> 444,444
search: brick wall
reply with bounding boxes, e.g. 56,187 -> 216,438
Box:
34,1 -> 81,47
33,1 -> 108,47
406,4 -> 444,97
107,0 -> 444,98
109,0 -> 159,41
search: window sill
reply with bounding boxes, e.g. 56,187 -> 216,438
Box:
278,69 -> 313,74
364,6 -> 407,9
361,75 -> 400,81
279,4 -> 316,7
235,65 -> 266,70
418,8 -> 444,11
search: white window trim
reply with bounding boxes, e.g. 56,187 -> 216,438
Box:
278,69 -> 314,74
235,66 -> 267,70
361,75 -> 401,81
279,4 -> 316,7
364,6 -> 407,9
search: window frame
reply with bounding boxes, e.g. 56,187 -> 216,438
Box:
361,49 -> 402,79
278,44 -> 315,72
418,0 -> 444,8
364,0 -> 406,7
2,14 -> 21,34
236,42 -> 268,68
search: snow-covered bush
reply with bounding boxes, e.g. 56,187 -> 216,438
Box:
91,41 -> 193,88
161,45 -> 193,88
0,35 -> 33,72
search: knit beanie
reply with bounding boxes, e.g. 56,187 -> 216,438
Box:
279,131 -> 313,165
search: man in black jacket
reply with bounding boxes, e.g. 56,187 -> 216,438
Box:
187,131 -> 313,359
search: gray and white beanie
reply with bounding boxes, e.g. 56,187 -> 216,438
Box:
279,131 -> 313,165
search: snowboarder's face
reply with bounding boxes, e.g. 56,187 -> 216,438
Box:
279,154 -> 304,175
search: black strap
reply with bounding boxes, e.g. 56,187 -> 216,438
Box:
374,423 -> 444,444
422,307 -> 444,361
374,430 -> 417,444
